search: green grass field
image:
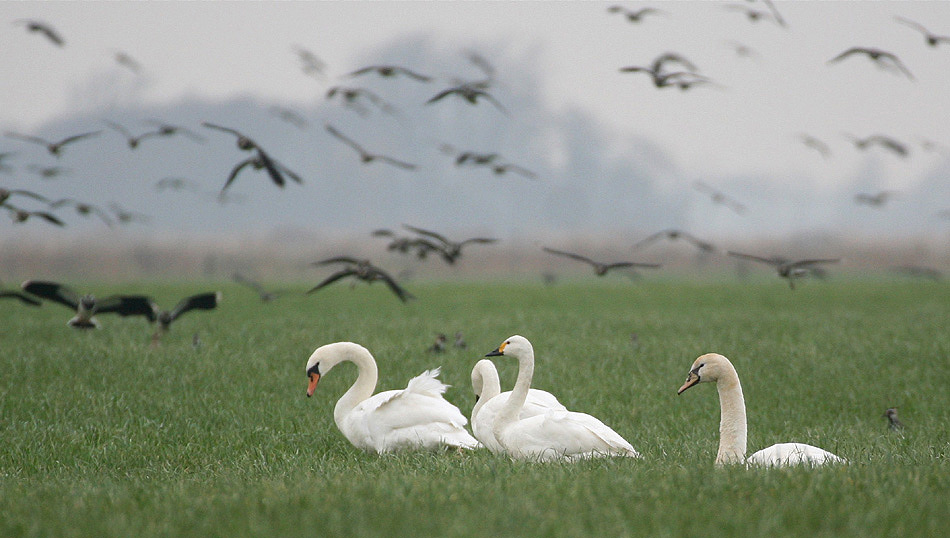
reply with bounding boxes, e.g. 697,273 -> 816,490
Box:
1,279 -> 948,537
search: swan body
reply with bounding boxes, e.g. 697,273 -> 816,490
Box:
470,359 -> 567,453
485,335 -> 641,462
305,342 -> 480,453
677,353 -> 846,467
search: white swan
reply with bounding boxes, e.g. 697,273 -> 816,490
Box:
485,335 -> 641,462
305,342 -> 481,453
677,353 -> 847,467
470,358 -> 567,453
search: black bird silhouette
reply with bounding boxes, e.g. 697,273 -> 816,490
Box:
347,65 -> 432,82
723,3 -> 783,26
543,247 -> 660,276
222,155 -> 303,193
103,120 -> 162,149
21,280 -> 154,329
426,83 -> 508,115
0,187 -> 49,206
147,292 -> 221,336
48,198 -> 113,226
692,181 -> 746,214
325,124 -> 416,169
231,273 -> 283,302
632,229 -> 716,253
202,122 -> 292,189
372,229 -> 441,259
307,257 -> 413,302
4,130 -> 101,157
854,191 -> 899,207
827,47 -> 915,80
293,45 -> 327,79
606,5 -> 666,23
844,134 -> 909,158
2,204 -> 64,226
113,51 -> 142,74
455,151 -> 501,166
326,86 -> 397,116
14,19 -> 64,46
726,252 -> 839,289
490,162 -> 538,180
403,225 -> 497,264
799,134 -> 832,158
883,408 -> 904,431
27,164 -> 71,179
619,65 -> 710,90
108,203 -> 151,225
895,16 -> 950,48
144,120 -> 206,142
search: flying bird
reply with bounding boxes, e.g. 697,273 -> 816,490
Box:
490,162 -> 538,180
325,124 -> 416,169
4,130 -> 101,157
827,47 -> 915,80
2,204 -> 64,226
726,251 -> 839,289
403,225 -> 497,265
307,257 -> 413,302
606,5 -> 666,23
854,191 -> 899,207
692,181 -> 746,214
269,106 -> 309,130
231,273 -> 283,302
144,120 -> 206,142
723,3 -> 783,26
426,83 -> 508,115
799,134 -> 832,158
326,86 -> 397,116
203,122 -> 294,189
844,134 -> 909,157
14,19 -> 64,46
221,154 -> 303,192
147,292 -> 221,341
21,280 -> 154,329
48,198 -> 113,226
0,188 -> 49,206
103,120 -> 162,149
894,16 -> 950,48
347,65 -> 432,82
292,45 -> 327,79
372,229 -> 441,259
27,164 -> 71,179
113,51 -> 142,74
543,247 -> 660,276
619,65 -> 710,90
108,203 -> 151,225
632,229 -> 716,253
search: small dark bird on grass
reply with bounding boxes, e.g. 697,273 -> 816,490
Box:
308,257 -> 413,302
14,19 -> 64,46
454,331 -> 467,349
692,181 -> 746,214
325,124 -> 416,170
883,407 -> 904,431
827,47 -> 915,80
632,229 -> 716,253
895,16 -> 950,48
726,251 -> 839,289
429,333 -> 447,353
147,292 -> 221,340
607,5 -> 666,23
231,273 -> 283,302
426,83 -> 508,115
347,65 -> 432,82
21,280 -> 154,329
4,130 -> 101,157
543,247 -> 660,276
403,225 -> 497,265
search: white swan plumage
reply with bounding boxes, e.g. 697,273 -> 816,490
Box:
305,341 -> 481,453
470,358 -> 567,453
485,335 -> 641,462
677,352 -> 847,467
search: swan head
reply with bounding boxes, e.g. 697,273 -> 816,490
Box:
471,359 -> 502,402
304,341 -> 371,398
485,334 -> 533,359
677,353 -> 732,394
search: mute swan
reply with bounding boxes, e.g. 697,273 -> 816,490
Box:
485,335 -> 641,462
305,342 -> 480,453
677,353 -> 847,467
470,359 -> 567,454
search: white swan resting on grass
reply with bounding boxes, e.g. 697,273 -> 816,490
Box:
485,335 -> 641,462
305,341 -> 481,453
470,358 -> 567,453
677,352 -> 847,467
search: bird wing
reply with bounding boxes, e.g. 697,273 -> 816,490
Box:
827,47 -> 865,63
631,230 -> 669,250
324,124 -> 366,155
0,290 -> 42,306
306,269 -> 357,294
276,161 -> 304,183
727,251 -> 781,266
314,255 -> 364,266
475,91 -> 509,115
167,292 -> 220,322
5,132 -> 50,146
402,225 -> 449,246
57,131 -> 101,147
395,67 -> 432,81
96,295 -> 157,320
377,155 -> 417,170
222,158 -> 255,192
786,259 -> 840,269
425,88 -> 457,104
368,269 -> 414,302
201,122 -> 244,138
104,120 -> 133,139
894,16 -> 928,34
458,237 -> 497,247
254,149 -> 286,187
542,247 -> 595,265
20,280 -> 80,309
30,210 -> 65,227
9,189 -> 50,203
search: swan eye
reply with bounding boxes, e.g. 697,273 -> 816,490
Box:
306,363 -> 320,377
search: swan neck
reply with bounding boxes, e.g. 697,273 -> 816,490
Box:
472,367 -> 502,421
494,350 -> 534,435
715,366 -> 747,465
333,349 -> 378,426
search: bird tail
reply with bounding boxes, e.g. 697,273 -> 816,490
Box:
405,367 -> 449,396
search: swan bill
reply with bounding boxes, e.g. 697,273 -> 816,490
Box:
677,370 -> 700,394
485,341 -> 507,357
306,372 -> 321,398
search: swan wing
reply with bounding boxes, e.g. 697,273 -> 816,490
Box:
474,389 -> 567,454
747,442 -> 847,467
499,409 -> 640,461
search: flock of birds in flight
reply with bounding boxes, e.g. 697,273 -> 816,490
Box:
2,3 -> 948,312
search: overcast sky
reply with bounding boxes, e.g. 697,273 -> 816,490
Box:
1,1 -> 949,245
